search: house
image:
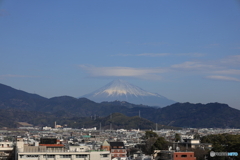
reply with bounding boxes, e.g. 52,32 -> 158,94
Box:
154,150 -> 196,160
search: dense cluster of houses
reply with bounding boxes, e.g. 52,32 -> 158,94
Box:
1,126 -> 239,160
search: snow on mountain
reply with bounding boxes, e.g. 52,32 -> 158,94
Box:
82,79 -> 176,107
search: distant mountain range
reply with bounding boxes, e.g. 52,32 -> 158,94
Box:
0,82 -> 240,128
82,79 -> 176,107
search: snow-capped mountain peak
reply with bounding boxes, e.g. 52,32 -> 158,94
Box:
93,79 -> 157,97
82,79 -> 176,107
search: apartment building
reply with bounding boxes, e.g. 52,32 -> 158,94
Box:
16,137 -> 110,160
0,141 -> 14,160
109,142 -> 127,160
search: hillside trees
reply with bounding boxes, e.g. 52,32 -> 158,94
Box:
201,134 -> 240,160
141,131 -> 169,155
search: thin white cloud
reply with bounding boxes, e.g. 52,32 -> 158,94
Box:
79,65 -> 167,80
79,55 -> 240,82
206,75 -> 240,82
171,61 -> 218,71
176,53 -> 204,57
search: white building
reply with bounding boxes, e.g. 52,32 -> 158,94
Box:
16,137 -> 111,160
0,141 -> 14,160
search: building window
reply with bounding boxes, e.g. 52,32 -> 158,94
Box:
76,154 -> 88,158
43,155 -> 55,158
181,155 -> 187,157
26,155 -> 39,158
60,155 -> 71,158
101,154 -> 109,158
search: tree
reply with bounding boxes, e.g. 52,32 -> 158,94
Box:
201,134 -> 240,159
144,130 -> 158,139
151,137 -> 169,151
174,133 -> 181,142
141,131 -> 159,155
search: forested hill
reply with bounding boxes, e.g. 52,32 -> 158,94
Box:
1,83 -> 240,128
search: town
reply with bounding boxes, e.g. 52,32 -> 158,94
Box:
1,122 -> 240,160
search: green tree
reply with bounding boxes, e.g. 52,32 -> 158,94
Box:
174,133 -> 181,142
201,134 -> 240,159
141,131 -> 159,154
144,130 -> 158,139
151,137 -> 169,151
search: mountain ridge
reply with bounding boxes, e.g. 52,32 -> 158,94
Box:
1,82 -> 240,128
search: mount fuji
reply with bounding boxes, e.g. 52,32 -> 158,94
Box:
82,79 -> 176,107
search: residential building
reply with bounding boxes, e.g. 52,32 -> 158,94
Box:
16,137 -> 110,160
109,142 -> 127,160
0,141 -> 14,160
154,150 -> 196,160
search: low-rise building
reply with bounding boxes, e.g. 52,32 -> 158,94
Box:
0,141 -> 14,160
109,142 -> 127,160
16,137 -> 111,160
154,150 -> 196,160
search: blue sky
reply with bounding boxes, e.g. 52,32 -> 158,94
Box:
1,0 -> 240,109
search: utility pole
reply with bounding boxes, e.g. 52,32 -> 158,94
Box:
110,113 -> 112,131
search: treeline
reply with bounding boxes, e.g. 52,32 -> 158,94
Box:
201,134 -> 240,160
